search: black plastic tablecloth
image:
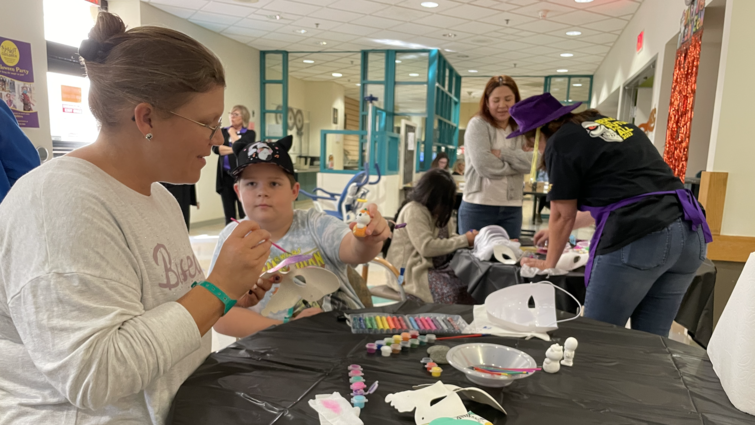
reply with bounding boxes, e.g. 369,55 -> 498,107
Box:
450,250 -> 716,347
167,302 -> 749,425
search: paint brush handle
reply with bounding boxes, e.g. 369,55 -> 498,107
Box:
231,218 -> 290,254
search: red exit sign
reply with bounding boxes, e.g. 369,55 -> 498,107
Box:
637,31 -> 644,53
85,0 -> 101,5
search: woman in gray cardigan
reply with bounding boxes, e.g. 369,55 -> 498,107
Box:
459,76 -> 533,239
386,169 -> 477,303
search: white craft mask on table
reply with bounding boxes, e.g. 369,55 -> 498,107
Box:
261,267 -> 340,316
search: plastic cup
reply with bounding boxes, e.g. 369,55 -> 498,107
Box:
431,366 -> 442,378
381,346 -> 392,357
365,343 -> 377,354
391,343 -> 401,354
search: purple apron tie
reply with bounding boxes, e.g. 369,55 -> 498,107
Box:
579,188 -> 712,287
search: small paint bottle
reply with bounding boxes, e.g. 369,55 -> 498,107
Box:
381,345 -> 392,357
391,343 -> 401,354
431,366 -> 442,378
365,343 -> 377,354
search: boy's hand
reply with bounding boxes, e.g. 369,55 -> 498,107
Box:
349,203 -> 391,245
293,307 -> 323,320
236,274 -> 281,308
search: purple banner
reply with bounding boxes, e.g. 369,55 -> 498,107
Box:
0,37 -> 38,128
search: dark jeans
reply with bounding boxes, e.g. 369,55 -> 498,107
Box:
585,218 -> 706,337
458,201 -> 522,239
219,178 -> 245,225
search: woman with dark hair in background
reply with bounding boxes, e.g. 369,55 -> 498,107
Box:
458,75 -> 532,239
431,152 -> 450,170
386,169 -> 478,304
213,105 -> 255,224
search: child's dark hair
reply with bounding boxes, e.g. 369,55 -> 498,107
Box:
397,169 -> 457,228
431,152 -> 450,169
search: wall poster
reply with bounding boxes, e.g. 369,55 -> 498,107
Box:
0,37 -> 38,128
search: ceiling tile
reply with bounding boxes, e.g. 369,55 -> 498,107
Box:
440,4 -> 498,20
224,34 -> 256,44
577,32 -> 618,45
235,18 -> 286,31
349,15 -> 402,29
546,0 -> 622,8
290,0 -> 340,5
150,0 -> 209,9
519,33 -> 567,45
332,23 -> 382,36
395,0 -> 461,13
150,4 -> 196,19
513,19 -> 570,34
189,11 -> 242,25
289,16 -> 341,30
414,14 -> 470,29
550,10 -> 616,26
583,18 -> 629,33
266,33 -> 308,43
590,0 -> 641,17
328,0 -> 388,14
550,39 -> 597,50
574,45 -> 612,55
509,2 -> 575,19
200,1 -> 256,17
223,26 -> 268,38
373,6 -> 431,22
473,0 -> 519,11
190,20 -> 230,32
262,0 -> 322,15
308,8 -> 363,22
388,22 -> 446,36
449,21 -> 501,35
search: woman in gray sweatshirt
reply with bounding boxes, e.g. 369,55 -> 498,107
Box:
459,76 -> 533,239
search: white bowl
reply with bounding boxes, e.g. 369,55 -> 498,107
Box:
447,343 -> 537,387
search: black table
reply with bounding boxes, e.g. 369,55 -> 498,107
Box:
450,250 -> 717,347
523,190 -> 548,224
167,302 -> 749,424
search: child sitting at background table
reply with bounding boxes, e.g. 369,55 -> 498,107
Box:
209,136 -> 391,338
386,169 -> 478,304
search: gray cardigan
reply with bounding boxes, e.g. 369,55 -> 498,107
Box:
385,202 -> 469,303
463,116 -> 533,202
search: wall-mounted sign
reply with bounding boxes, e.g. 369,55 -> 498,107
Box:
0,37 -> 38,128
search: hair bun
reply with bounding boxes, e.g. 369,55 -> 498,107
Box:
89,12 -> 126,42
78,39 -> 105,62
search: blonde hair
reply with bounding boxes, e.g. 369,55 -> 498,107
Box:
452,159 -> 465,174
80,12 -> 225,127
231,105 -> 250,127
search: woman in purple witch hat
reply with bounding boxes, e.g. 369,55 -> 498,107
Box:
510,93 -> 711,337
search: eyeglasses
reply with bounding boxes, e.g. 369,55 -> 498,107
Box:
170,111 -> 222,140
229,111 -> 241,117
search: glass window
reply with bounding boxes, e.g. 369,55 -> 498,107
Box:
394,84 -> 427,114
362,84 -> 384,108
367,52 -> 385,82
264,84 -> 283,111
265,53 -> 283,80
44,0 -> 97,47
265,112 -> 284,138
395,52 -> 428,82
568,77 -> 590,102
549,78 -> 568,102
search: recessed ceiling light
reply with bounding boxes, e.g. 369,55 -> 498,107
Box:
356,83 -> 361,86
409,73 -> 419,77
303,59 -> 314,63
557,69 -> 569,73
573,83 -> 583,87
444,48 -> 455,52
294,29 -> 307,34
468,70 -> 478,73
566,31 -> 582,36
421,2 -> 439,8
575,0 -> 594,3
560,53 -> 574,57
395,60 -> 402,63
266,14 -> 281,20
317,41 -> 327,45
332,73 -> 342,77
442,33 -> 457,38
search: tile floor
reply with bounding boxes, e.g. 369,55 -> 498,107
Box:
190,196 -> 696,351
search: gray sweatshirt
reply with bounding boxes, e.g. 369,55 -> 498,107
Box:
0,157 -> 209,424
463,116 -> 533,204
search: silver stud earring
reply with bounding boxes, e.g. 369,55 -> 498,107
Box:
145,133 -> 153,141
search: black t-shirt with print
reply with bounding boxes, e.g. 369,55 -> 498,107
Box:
545,115 -> 683,255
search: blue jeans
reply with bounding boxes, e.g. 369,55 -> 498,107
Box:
458,201 -> 522,239
585,218 -> 707,336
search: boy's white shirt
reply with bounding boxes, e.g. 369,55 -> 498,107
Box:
209,209 -> 363,321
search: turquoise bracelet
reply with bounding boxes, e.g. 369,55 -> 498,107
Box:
191,281 -> 237,315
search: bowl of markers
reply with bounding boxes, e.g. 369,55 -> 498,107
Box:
447,343 -> 539,387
